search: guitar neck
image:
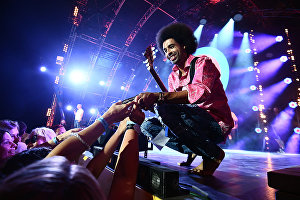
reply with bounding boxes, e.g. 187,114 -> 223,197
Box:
149,68 -> 168,92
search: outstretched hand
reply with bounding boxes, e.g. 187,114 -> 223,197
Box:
129,96 -> 145,125
102,100 -> 137,124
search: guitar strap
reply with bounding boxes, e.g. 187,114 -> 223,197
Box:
189,57 -> 199,84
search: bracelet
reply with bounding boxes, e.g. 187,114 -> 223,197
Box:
70,132 -> 90,150
126,121 -> 141,134
96,117 -> 109,131
52,137 -> 59,145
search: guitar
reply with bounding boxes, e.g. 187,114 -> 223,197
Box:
143,45 -> 168,92
122,45 -> 167,104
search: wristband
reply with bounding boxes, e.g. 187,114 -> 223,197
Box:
126,120 -> 141,133
96,117 -> 109,131
52,137 -> 59,145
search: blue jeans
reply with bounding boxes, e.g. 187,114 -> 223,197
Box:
140,104 -> 224,160
74,120 -> 80,128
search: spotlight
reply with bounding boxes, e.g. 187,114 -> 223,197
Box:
90,108 -> 96,114
248,66 -> 254,71
245,48 -> 251,53
120,86 -> 125,90
284,77 -> 292,84
250,85 -> 256,91
66,105 -> 72,111
233,13 -> 243,22
280,56 -> 288,62
252,106 -> 259,111
40,66 -> 47,72
69,70 -> 86,84
265,136 -> 269,140
289,101 -> 297,108
275,36 -> 283,42
294,127 -> 300,134
255,128 -> 262,133
99,81 -> 105,86
200,18 -> 207,25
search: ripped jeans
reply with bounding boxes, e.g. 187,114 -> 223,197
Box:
140,104 -> 224,161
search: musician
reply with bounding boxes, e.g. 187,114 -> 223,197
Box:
73,104 -> 84,128
137,23 -> 234,176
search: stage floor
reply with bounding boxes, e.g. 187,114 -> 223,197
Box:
139,147 -> 300,200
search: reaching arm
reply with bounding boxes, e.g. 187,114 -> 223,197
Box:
46,101 -> 137,162
108,100 -> 145,200
86,120 -> 127,178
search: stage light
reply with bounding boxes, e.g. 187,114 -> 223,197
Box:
245,48 -> 251,53
200,18 -> 207,25
265,136 -> 269,140
40,66 -> 47,72
280,56 -> 288,62
66,105 -> 72,111
250,85 -> 256,90
252,106 -> 259,111
90,108 -> 96,114
248,66 -> 254,71
99,81 -> 105,86
289,101 -> 297,108
284,77 -> 292,84
233,13 -> 243,22
275,36 -> 283,42
255,128 -> 262,133
69,70 -> 86,84
294,127 -> 300,134
120,86 -> 125,90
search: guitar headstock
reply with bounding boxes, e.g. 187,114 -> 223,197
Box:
143,45 -> 157,71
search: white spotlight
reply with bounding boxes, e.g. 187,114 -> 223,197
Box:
90,108 -> 96,114
120,86 -> 125,90
66,105 -> 72,111
70,70 -> 86,84
99,81 -> 105,86
40,66 -> 47,72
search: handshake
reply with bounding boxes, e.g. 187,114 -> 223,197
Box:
121,92 -> 160,112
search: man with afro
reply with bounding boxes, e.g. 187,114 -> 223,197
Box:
137,23 -> 234,176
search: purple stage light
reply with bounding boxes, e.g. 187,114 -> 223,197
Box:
284,77 -> 292,84
255,128 -> 262,133
294,127 -> 300,134
280,56 -> 288,62
289,101 -> 297,108
252,106 -> 259,111
250,85 -> 256,91
275,36 -> 283,42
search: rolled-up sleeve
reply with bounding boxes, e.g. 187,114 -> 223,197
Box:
186,57 -> 220,104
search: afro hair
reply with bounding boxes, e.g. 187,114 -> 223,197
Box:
156,22 -> 197,55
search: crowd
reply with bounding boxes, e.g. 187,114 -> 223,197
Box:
0,97 -> 145,200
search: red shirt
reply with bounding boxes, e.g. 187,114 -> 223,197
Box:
168,54 -> 234,139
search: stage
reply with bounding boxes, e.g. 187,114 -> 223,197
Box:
136,147 -> 300,200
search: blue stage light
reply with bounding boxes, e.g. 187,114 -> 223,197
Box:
255,128 -> 262,133
289,101 -> 297,108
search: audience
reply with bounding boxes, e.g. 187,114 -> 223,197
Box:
0,98 -> 145,200
52,124 -> 67,135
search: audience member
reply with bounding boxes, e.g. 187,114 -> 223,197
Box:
52,124 -> 67,135
0,156 -> 106,200
0,129 -> 17,168
0,147 -> 51,178
26,127 -> 56,149
0,120 -> 27,153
